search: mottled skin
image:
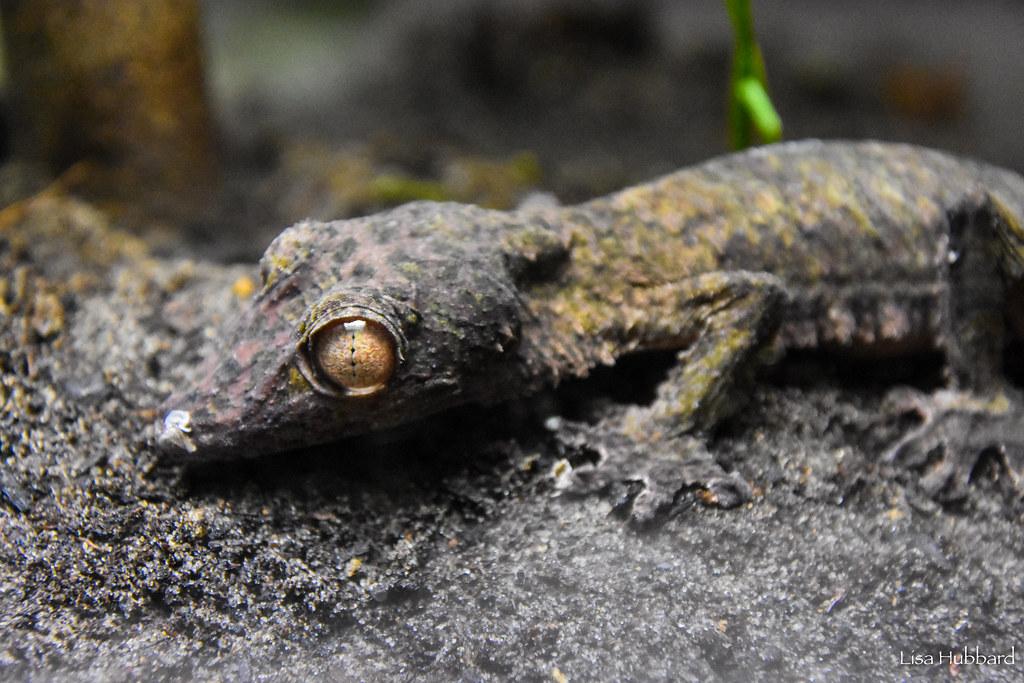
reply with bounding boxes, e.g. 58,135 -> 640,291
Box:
160,141 -> 1024,471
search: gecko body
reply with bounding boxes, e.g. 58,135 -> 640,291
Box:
159,141 -> 1024,472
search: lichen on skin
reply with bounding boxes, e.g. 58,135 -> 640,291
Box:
288,367 -> 311,394
398,262 -> 422,277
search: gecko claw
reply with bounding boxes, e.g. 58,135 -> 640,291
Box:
883,388 -> 1024,500
549,418 -> 752,526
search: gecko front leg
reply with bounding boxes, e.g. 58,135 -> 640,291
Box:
554,271 -> 785,525
627,271 -> 787,439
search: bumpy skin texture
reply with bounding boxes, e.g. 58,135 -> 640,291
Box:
160,140 -> 1024,460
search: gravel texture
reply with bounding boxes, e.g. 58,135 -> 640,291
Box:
0,187 -> 1021,681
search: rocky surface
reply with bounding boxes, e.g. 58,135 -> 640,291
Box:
0,184 -> 1021,681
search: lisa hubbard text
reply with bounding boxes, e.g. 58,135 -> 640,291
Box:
899,646 -> 1016,666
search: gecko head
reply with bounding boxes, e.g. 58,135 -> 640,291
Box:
158,202 -> 542,460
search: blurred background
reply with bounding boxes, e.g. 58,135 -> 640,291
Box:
2,0 -> 1022,259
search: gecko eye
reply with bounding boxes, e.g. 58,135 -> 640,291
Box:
311,318 -> 396,396
295,292 -> 408,398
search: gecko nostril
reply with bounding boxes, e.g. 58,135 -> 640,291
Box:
312,317 -> 397,396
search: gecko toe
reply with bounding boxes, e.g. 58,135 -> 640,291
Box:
549,419 -> 752,526
883,388 -> 1024,501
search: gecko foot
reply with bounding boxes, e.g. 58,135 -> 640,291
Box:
882,388 -> 1024,501
547,418 -> 751,527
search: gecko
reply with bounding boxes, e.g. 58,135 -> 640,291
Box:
159,140 -> 1024,512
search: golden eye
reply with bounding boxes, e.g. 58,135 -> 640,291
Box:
294,293 -> 408,399
311,317 -> 397,396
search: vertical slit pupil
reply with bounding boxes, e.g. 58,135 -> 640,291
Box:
349,330 -> 357,378
314,317 -> 394,395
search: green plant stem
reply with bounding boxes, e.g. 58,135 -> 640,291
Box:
725,0 -> 782,148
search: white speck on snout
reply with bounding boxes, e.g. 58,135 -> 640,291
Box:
551,458 -> 574,490
544,416 -> 563,431
164,410 -> 192,433
159,409 -> 197,453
